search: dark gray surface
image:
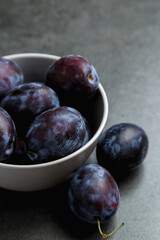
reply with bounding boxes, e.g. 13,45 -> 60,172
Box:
0,0 -> 159,239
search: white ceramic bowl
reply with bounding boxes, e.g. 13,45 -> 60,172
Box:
0,53 -> 108,191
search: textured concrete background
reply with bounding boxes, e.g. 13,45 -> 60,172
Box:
0,0 -> 160,239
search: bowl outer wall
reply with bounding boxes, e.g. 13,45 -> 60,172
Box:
0,53 -> 108,191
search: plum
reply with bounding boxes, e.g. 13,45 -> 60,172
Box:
1,82 -> 60,138
0,107 -> 16,161
96,123 -> 149,177
45,55 -> 99,103
25,106 -> 88,164
68,163 -> 120,224
64,106 -> 91,146
0,58 -> 23,101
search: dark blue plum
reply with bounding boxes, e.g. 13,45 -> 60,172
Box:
25,106 -> 87,164
0,58 -> 23,101
96,123 -> 149,177
45,55 -> 99,102
0,107 -> 16,161
1,82 -> 60,138
68,163 -> 120,224
64,106 -> 91,146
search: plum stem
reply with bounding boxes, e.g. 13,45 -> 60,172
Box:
97,219 -> 124,239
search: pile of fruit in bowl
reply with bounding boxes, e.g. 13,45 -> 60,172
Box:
0,54 -> 100,165
0,53 -> 108,192
0,53 -> 149,238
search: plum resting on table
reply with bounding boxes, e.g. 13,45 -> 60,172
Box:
68,163 -> 120,224
0,107 -> 16,161
0,58 -> 23,101
45,55 -> 99,101
1,82 -> 60,138
25,106 -> 90,164
96,123 -> 149,177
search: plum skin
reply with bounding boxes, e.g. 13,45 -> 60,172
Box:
64,106 -> 91,146
45,55 -> 99,99
68,163 -> 120,224
25,106 -> 88,164
96,123 -> 149,176
1,82 -> 60,138
0,58 -> 23,100
0,107 -> 16,161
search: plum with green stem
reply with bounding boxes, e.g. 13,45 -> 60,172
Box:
68,164 -> 124,238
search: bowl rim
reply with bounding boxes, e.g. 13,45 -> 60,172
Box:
3,52 -> 60,61
0,53 -> 109,170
